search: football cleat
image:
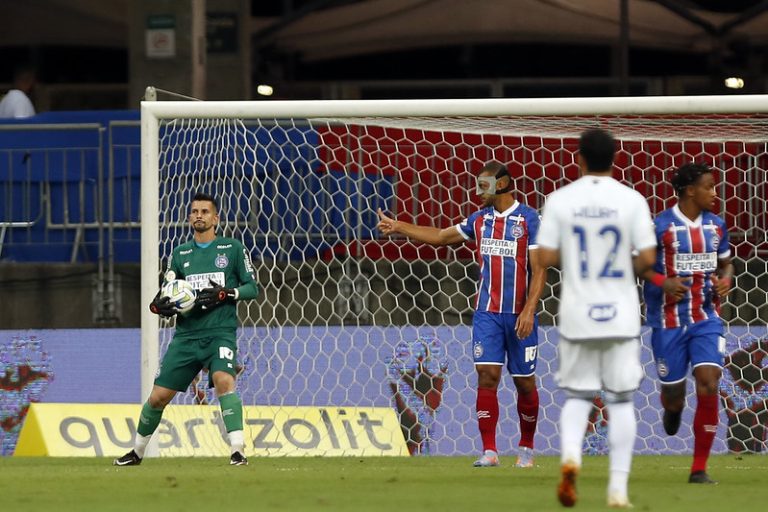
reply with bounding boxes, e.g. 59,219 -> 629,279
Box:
515,446 -> 535,468
688,471 -> 718,484
557,462 -> 579,507
473,450 -> 500,467
230,451 -> 248,466
663,409 -> 682,436
607,492 -> 634,509
113,449 -> 142,466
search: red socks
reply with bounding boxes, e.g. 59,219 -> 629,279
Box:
476,387 -> 499,452
476,386 -> 540,452
517,388 -> 539,449
691,394 -> 719,473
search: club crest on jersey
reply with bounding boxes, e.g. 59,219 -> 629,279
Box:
511,224 -> 524,238
215,253 -> 229,268
711,234 -> 720,251
656,358 -> 669,378
473,342 -> 484,359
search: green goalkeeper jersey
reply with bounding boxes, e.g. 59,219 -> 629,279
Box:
167,236 -> 258,339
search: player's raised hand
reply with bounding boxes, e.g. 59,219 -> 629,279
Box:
710,274 -> 732,297
662,276 -> 691,301
377,208 -> 398,236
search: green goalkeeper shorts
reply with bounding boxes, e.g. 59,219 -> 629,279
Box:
154,334 -> 239,392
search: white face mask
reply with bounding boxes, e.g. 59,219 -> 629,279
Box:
476,175 -> 499,195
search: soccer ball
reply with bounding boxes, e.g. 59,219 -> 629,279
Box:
161,279 -> 197,314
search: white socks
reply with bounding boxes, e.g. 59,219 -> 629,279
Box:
559,398 -> 593,467
133,431 -> 245,457
606,401 -> 636,498
560,397 -> 636,502
134,431 -> 245,457
133,434 -> 152,459
228,430 -> 245,455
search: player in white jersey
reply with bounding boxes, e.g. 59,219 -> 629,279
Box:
537,129 -> 657,508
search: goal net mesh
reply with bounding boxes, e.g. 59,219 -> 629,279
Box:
155,113 -> 768,456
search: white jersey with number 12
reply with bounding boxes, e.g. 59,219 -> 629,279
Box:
537,175 -> 656,341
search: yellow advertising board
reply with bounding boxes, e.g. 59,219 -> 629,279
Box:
14,403 -> 408,457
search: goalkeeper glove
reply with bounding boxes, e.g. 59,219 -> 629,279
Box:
196,279 -> 237,310
149,291 -> 178,318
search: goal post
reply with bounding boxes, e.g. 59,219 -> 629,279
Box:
141,95 -> 768,457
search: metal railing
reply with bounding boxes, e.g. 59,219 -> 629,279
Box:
0,121 -> 142,322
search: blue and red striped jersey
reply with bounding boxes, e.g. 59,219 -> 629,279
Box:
456,201 -> 540,314
643,205 -> 731,329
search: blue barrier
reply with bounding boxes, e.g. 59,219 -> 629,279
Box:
0,111 -> 140,262
0,112 -> 395,263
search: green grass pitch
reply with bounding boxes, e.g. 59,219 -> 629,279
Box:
2,454 -> 766,511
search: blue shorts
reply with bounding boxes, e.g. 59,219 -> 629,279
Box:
650,317 -> 725,384
472,311 -> 539,376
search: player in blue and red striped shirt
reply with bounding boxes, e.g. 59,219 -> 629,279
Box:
377,162 -> 546,467
641,163 -> 734,484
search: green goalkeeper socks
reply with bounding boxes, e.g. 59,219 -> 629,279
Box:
137,402 -> 165,437
219,392 -> 244,432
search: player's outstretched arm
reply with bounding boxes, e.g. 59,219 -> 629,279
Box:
376,208 -> 464,246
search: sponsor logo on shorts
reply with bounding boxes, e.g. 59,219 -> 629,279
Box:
215,253 -> 229,268
473,343 -> 484,359
656,358 -> 669,378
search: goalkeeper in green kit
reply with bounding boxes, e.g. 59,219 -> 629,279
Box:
114,192 -> 258,466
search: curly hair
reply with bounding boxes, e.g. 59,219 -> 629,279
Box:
670,163 -> 713,196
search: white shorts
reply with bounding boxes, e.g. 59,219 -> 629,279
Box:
556,338 -> 643,394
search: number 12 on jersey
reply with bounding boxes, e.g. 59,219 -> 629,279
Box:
572,225 -> 624,279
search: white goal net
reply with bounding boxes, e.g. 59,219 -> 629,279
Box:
142,97 -> 768,457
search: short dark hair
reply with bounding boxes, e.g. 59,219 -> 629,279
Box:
579,129 -> 616,171
479,161 -> 508,177
671,163 -> 712,196
192,192 -> 218,211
